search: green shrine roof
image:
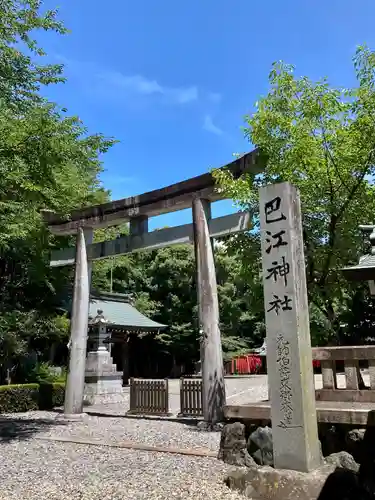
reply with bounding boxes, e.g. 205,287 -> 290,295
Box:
342,254 -> 375,282
88,291 -> 166,331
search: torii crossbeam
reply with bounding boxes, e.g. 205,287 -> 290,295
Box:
42,149 -> 262,421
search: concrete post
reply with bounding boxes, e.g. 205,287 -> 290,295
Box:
192,197 -> 226,423
259,182 -> 321,472
64,227 -> 90,415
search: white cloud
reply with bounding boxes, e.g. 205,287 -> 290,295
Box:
107,74 -> 163,95
98,71 -> 198,104
52,54 -> 202,106
208,92 -> 222,103
203,114 -> 223,136
171,86 -> 198,104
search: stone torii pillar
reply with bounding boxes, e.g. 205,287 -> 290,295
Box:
192,197 -> 226,423
64,227 -> 91,416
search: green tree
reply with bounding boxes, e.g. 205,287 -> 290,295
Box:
0,0 -> 116,380
0,0 -> 67,109
93,240 -> 264,366
215,45 -> 375,344
215,243 -> 264,358
0,101 -> 114,311
90,224 -> 130,293
106,245 -> 198,362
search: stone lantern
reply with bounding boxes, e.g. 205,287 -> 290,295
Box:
89,309 -> 111,352
340,224 -> 375,387
84,308 -> 123,404
342,225 -> 375,296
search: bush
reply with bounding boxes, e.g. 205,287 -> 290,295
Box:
23,362 -> 67,384
0,384 -> 39,413
0,383 -> 65,413
38,382 -> 65,410
51,383 -> 65,407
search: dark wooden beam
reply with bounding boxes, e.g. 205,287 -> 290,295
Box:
42,149 -> 261,235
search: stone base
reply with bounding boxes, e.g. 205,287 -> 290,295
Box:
84,391 -> 127,406
83,349 -> 124,405
84,382 -> 124,405
225,464 -> 336,500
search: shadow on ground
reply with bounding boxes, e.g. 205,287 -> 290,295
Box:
0,416 -> 66,443
317,411 -> 375,500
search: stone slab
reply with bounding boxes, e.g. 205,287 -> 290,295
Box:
224,395 -> 375,426
225,464 -> 336,500
35,435 -> 217,458
50,211 -> 251,267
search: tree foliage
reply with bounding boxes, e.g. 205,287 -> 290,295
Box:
0,0 -> 67,109
0,0 -> 115,380
6,0 -> 375,381
214,45 -> 375,344
92,241 -> 265,363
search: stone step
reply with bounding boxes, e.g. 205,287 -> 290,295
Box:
84,390 -> 128,406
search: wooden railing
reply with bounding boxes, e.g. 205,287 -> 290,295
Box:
128,378 -> 169,415
312,346 -> 375,403
179,377 -> 203,417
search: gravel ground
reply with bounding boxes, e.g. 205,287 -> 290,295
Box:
0,376 -> 268,500
1,410 -> 222,450
0,411 -> 245,500
2,372 -> 368,499
2,438 -> 245,499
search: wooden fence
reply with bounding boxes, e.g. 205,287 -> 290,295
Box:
128,378 -> 169,415
179,377 -> 203,417
312,346 -> 375,403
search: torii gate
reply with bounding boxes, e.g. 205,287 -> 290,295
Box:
42,149 -> 262,423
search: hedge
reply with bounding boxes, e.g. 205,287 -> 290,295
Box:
38,382 -> 65,410
0,383 -> 65,413
0,384 -> 39,413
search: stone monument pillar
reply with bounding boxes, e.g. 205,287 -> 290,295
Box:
84,312 -> 124,404
259,181 -> 321,473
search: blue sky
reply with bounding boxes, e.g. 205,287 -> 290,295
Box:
39,0 -> 375,230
